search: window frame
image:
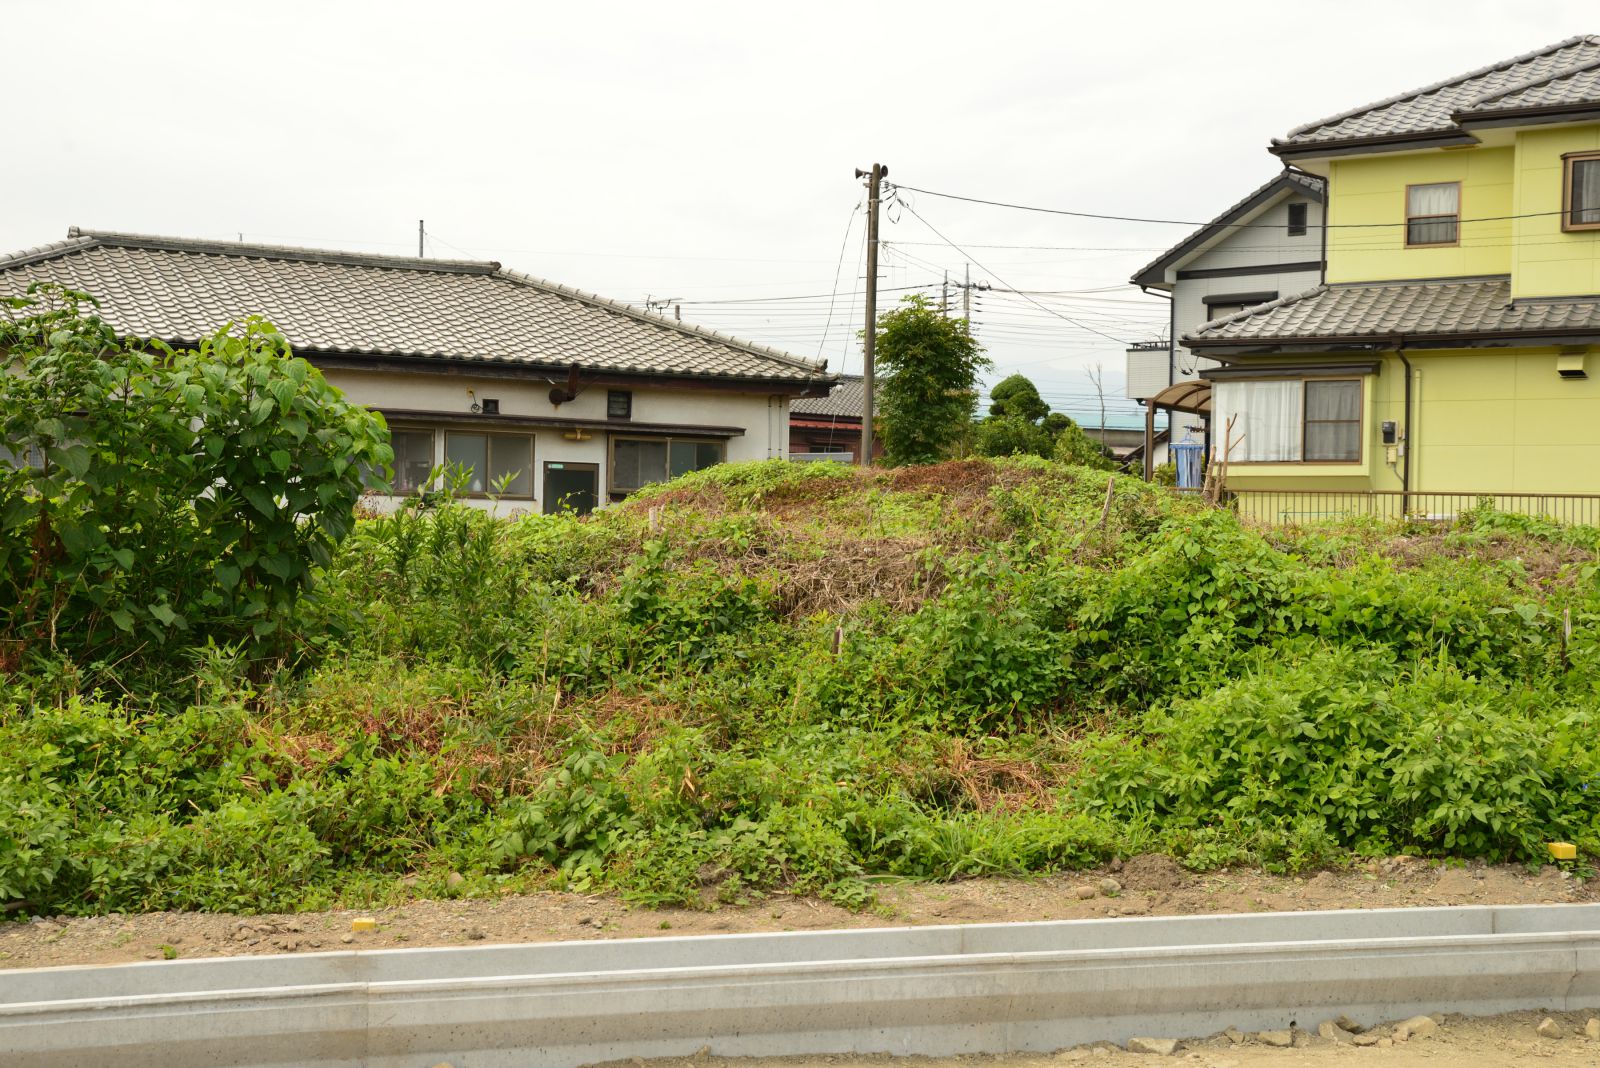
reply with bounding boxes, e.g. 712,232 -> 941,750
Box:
1404,181 -> 1462,248
383,426 -> 438,496
442,429 -> 536,500
607,390 -> 633,420
1219,375 -> 1365,466
1562,151 -> 1600,233
608,434 -> 726,493
1286,202 -> 1309,237
1301,378 -> 1363,463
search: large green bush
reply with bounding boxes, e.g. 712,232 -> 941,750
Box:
0,287 -> 390,667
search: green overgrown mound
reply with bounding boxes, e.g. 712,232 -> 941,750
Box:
8,457 -> 1600,915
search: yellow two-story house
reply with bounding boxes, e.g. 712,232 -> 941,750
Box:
1186,35 -> 1600,516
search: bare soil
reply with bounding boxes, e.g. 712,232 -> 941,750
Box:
2,855 -> 1590,969
616,1009 -> 1600,1068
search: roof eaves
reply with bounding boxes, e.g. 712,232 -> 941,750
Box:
65,227 -> 501,276
1271,126 -> 1478,160
1454,102 -> 1600,129
1278,34 -> 1598,143
493,266 -> 831,377
0,234 -> 101,273
1129,171 -> 1324,289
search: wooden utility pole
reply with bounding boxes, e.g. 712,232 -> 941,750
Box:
855,163 -> 886,466
962,263 -> 971,326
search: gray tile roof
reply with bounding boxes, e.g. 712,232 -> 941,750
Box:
791,374 -> 865,418
1275,35 -> 1600,151
1466,57 -> 1600,115
1185,277 -> 1600,347
0,229 -> 831,386
1131,171 -> 1325,288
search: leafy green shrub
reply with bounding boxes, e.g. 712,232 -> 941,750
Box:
0,287 -> 389,666
1081,648 -> 1598,863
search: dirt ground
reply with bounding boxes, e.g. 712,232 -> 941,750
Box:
615,1010 -> 1600,1068
1,854 -> 1591,969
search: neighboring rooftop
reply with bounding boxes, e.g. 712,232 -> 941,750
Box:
1130,171 -> 1324,290
1274,35 -> 1600,156
790,374 -> 865,419
0,229 -> 831,386
1185,277 -> 1600,350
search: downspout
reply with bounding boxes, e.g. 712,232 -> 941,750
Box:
1395,340 -> 1412,516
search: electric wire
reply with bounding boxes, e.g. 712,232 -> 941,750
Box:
889,182 -> 1573,230
892,197 -> 1134,345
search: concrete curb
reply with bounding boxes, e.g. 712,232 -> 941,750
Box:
3,904 -> 1599,1066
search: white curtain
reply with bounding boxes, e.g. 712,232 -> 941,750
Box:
1575,160 -> 1600,226
1407,183 -> 1458,217
1215,380 -> 1302,462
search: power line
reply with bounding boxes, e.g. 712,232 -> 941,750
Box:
889,181 -> 1569,231
893,197 -> 1131,345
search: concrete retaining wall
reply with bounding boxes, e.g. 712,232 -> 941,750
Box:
4,905 -> 1599,1066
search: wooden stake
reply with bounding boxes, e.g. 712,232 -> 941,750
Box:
1099,475 -> 1116,530
831,625 -> 843,656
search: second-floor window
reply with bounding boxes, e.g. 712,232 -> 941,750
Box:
1565,152 -> 1600,232
1287,202 -> 1308,236
1406,182 -> 1460,247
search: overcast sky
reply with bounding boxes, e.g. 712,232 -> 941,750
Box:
6,1 -> 1594,424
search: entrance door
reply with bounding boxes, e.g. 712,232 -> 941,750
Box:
543,462 -> 599,516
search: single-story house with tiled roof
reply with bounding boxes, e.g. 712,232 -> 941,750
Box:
1177,36 -> 1600,509
1,228 -> 834,513
787,374 -> 883,462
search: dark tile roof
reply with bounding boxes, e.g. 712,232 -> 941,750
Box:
1130,171 -> 1325,289
0,229 -> 831,385
1275,35 -> 1600,153
790,374 -> 865,418
1185,277 -> 1600,348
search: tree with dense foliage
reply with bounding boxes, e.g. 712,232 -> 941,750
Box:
971,371 -> 1115,469
872,295 -> 991,465
0,285 -> 391,665
987,373 -> 1049,423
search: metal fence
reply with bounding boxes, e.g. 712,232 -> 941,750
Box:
1222,488 -> 1600,527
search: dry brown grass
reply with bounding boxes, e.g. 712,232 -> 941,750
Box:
899,737 -> 1065,814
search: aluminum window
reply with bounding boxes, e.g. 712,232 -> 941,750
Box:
1406,182 -> 1460,247
443,431 -> 533,498
387,429 -> 435,495
610,435 -> 724,492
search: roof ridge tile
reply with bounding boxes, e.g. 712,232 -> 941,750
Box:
67,228 -> 499,276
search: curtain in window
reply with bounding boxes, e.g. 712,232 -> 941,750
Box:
1407,183 -> 1459,244
1304,380 -> 1361,462
1574,160 -> 1600,225
1214,380 -> 1302,462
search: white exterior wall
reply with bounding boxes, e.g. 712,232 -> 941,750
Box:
1170,197 -> 1325,387
1126,192 -> 1326,403
321,366 -> 789,514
